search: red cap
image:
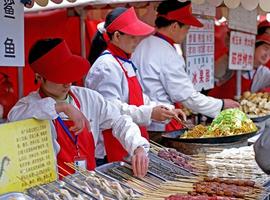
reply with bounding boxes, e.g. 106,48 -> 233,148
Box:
106,7 -> 154,36
30,40 -> 90,84
256,33 -> 270,45
258,20 -> 270,29
158,4 -> 203,28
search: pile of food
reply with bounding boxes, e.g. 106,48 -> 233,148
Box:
157,148 -> 195,172
192,178 -> 259,198
205,146 -> 269,184
181,109 -> 257,138
240,91 -> 270,118
165,194 -> 231,200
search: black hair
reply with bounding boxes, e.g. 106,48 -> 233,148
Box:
28,38 -> 62,64
155,0 -> 190,28
255,41 -> 265,48
258,26 -> 268,36
88,7 -> 127,65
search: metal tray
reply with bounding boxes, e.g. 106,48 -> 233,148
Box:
27,180 -> 94,200
64,171 -> 139,200
149,152 -> 196,178
95,161 -> 166,194
249,115 -> 270,122
162,128 -> 258,144
0,192 -> 33,200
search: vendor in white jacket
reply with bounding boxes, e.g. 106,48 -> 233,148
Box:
8,38 -> 150,178
85,7 -> 186,162
131,0 -> 239,132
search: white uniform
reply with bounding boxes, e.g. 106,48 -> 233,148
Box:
8,86 -> 149,158
85,51 -> 171,158
131,35 -> 222,131
250,65 -> 270,93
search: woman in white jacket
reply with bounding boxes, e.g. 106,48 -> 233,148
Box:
85,7 -> 186,163
8,38 -> 150,178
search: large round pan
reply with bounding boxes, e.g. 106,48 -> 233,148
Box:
162,128 -> 259,144
249,115 -> 270,123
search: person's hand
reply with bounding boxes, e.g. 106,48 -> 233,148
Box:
171,108 -> 187,123
55,103 -> 90,134
131,146 -> 149,178
151,105 -> 178,121
223,99 -> 240,109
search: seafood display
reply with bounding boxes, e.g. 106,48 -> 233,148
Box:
181,109 -> 257,138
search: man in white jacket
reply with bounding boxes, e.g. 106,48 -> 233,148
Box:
132,0 -> 239,132
8,38 -> 149,178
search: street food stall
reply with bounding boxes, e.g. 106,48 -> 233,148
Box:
1,0 -> 270,199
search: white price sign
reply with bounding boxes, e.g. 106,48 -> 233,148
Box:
229,31 -> 255,70
0,0 -> 24,67
185,18 -> 215,91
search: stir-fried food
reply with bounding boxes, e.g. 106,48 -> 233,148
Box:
181,109 -> 257,138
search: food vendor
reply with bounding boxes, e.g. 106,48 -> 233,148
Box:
86,7 -> 186,162
209,22 -> 270,99
131,0 -> 239,134
8,38 -> 150,178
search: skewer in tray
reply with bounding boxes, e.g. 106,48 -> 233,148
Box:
148,152 -> 196,181
63,165 -> 141,200
95,161 -> 166,194
27,179 -> 93,200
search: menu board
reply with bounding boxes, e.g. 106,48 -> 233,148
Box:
0,119 -> 57,194
185,18 -> 215,91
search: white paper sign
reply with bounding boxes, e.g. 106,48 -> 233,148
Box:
228,5 -> 257,35
192,2 -> 216,17
0,0 -> 24,67
185,18 -> 215,91
228,31 -> 255,70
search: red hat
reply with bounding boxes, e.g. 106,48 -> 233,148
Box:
256,33 -> 270,45
158,4 -> 203,28
258,20 -> 270,29
106,7 -> 154,36
30,40 -> 90,84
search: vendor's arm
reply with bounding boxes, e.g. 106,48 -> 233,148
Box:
160,54 -> 238,118
95,92 -> 149,177
8,92 -> 90,134
8,92 -> 59,121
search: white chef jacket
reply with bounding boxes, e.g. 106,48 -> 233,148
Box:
8,86 -> 149,158
250,65 -> 270,93
85,50 -> 172,157
131,35 -> 223,131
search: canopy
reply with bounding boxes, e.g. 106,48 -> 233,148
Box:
25,0 -> 270,12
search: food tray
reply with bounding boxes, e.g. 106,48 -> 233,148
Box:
148,152 -> 196,179
0,192 -> 33,200
27,180 -> 94,200
95,161 -> 166,194
162,128 -> 258,144
64,171 -> 140,199
249,114 -> 270,122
